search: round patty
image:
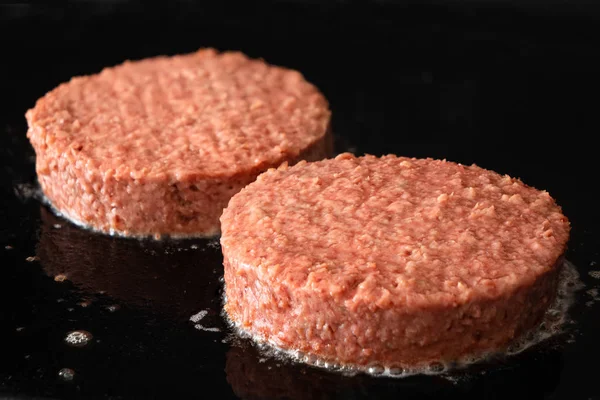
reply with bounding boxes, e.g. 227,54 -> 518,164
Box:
26,48 -> 331,238
221,153 -> 570,368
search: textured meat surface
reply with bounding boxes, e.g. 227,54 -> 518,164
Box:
221,153 -> 570,367
25,49 -> 331,237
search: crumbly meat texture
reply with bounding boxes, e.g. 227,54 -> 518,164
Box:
25,48 -> 331,237
221,153 -> 570,367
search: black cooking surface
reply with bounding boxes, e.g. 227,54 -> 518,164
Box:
1,2 -> 600,399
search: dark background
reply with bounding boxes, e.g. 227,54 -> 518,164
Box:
1,2 -> 600,399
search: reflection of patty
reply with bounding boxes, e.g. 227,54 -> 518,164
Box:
225,341 -> 564,400
26,48 -> 331,238
224,343 -> 456,400
221,153 -> 570,368
37,206 -> 223,321
225,343 -> 360,400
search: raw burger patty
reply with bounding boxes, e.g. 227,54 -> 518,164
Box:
26,48 -> 331,238
221,153 -> 570,368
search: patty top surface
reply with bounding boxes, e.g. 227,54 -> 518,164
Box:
221,153 -> 570,309
26,49 -> 330,181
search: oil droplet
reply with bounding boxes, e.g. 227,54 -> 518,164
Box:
190,244 -> 198,249
189,310 -> 208,323
427,362 -> 445,373
255,342 -> 268,351
207,239 -> 220,249
546,308 -> 561,322
53,224 -> 62,229
367,364 -> 385,375
506,343 -> 519,354
25,256 -> 39,262
330,363 -> 344,371
588,270 -> 600,279
304,354 -> 318,364
106,304 -> 120,312
65,330 -> 93,347
388,366 -> 405,376
58,368 -> 75,381
314,359 -> 326,368
78,300 -> 92,308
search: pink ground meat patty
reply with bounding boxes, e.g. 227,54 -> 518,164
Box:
221,153 -> 570,368
25,48 -> 331,238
